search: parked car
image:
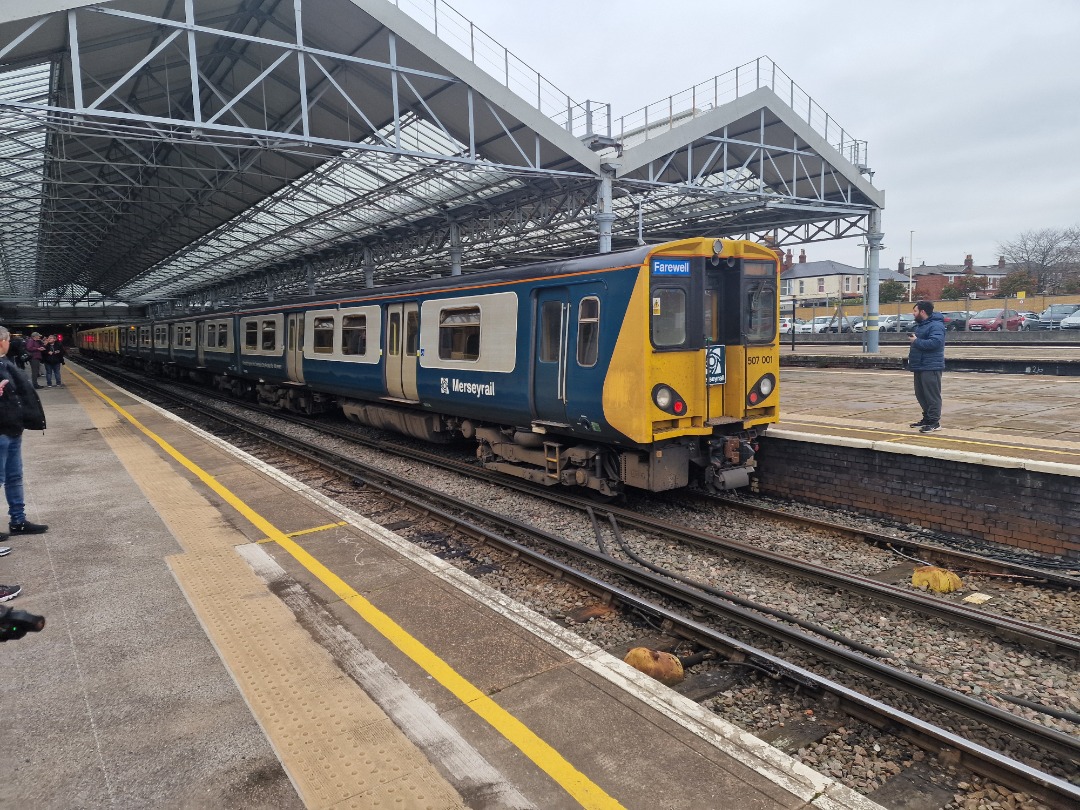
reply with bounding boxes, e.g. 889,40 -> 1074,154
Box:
1059,309 -> 1080,329
849,317 -> 864,332
1017,311 -> 1040,330
794,319 -> 816,334
778,316 -> 806,335
807,315 -> 854,333
941,312 -> 969,331
967,308 -> 1023,331
880,314 -> 916,332
1030,304 -> 1080,330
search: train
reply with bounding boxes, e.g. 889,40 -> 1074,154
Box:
77,237 -> 781,496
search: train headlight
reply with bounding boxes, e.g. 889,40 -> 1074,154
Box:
746,373 -> 777,407
652,384 -> 687,416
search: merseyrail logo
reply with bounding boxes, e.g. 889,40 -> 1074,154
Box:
441,377 -> 495,398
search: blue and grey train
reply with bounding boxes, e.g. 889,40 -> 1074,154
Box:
77,237 -> 781,495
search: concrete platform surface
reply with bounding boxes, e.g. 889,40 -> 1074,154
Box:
2,363 -> 886,810
777,365 -> 1080,470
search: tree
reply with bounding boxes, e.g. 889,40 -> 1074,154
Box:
998,226 -> 1080,293
878,280 -> 906,303
998,270 -> 1036,298
938,275 -> 987,300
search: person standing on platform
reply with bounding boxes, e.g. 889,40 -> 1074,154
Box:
25,332 -> 44,389
41,334 -> 65,388
0,326 -> 48,539
908,301 -> 946,433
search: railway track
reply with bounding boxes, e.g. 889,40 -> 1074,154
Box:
79,361 -> 1080,806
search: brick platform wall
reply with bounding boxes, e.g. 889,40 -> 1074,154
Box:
754,438 -> 1080,560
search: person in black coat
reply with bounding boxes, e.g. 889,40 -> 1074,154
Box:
41,334 -> 65,388
6,334 -> 28,371
0,326 -> 48,539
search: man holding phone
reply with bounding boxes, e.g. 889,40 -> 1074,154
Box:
908,301 -> 947,433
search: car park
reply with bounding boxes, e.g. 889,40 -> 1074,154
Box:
1059,309 -> 1080,329
967,308 -> 1023,331
1030,304 -> 1080,329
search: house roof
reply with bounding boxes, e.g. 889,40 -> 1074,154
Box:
909,263 -> 1015,277
782,260 -> 909,282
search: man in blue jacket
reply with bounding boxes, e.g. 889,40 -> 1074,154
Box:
908,301 -> 946,433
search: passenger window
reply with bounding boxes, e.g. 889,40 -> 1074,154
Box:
207,324 -> 216,347
245,322 -> 258,350
183,325 -> 193,347
388,313 -> 400,356
438,307 -> 480,361
576,297 -> 600,367
539,301 -> 562,362
342,315 -> 366,356
313,317 -> 334,354
261,320 -> 276,351
651,288 -> 686,347
406,311 -> 419,357
218,323 -> 228,348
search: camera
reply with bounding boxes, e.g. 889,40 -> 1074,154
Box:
0,605 -> 45,641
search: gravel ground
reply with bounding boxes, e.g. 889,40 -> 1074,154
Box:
134,379 -> 1075,807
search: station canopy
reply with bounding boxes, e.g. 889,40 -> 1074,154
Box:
0,0 -> 883,315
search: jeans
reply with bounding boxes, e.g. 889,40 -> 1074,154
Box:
0,434 -> 25,525
45,364 -> 62,386
913,370 -> 943,424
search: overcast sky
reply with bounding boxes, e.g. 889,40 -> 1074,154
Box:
444,0 -> 1080,271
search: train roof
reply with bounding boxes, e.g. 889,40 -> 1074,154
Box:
105,244 -> 658,322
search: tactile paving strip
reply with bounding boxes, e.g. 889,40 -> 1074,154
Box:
73,384 -> 465,809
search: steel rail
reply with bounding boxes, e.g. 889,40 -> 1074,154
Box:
703,493 -> 1080,587
94,369 -> 1080,769
86,360 -> 1079,654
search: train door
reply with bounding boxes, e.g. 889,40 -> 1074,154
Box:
286,312 -> 305,383
385,302 -> 419,401
196,322 -> 206,367
704,264 -> 741,421
533,287 -> 571,424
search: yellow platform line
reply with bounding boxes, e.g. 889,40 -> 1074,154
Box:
255,521 -> 349,544
69,368 -> 624,810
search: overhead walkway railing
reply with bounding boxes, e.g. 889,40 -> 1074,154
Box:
392,0 -> 610,140
615,56 -> 868,171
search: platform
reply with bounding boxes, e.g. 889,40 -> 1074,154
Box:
763,364 -> 1080,560
0,364 -> 882,810
776,363 -> 1080,468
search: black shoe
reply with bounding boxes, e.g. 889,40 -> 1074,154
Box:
919,423 -> 941,434
33,385 -> 43,390
9,521 -> 48,535
909,419 -> 928,428
0,584 -> 22,602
